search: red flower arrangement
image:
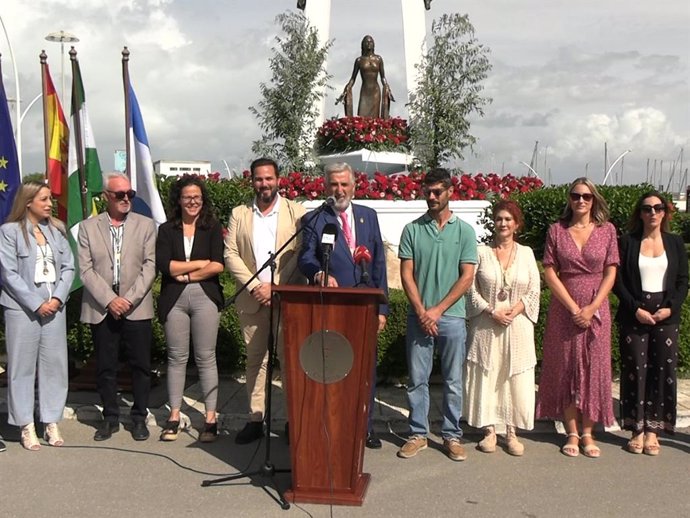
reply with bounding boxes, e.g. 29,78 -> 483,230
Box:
273,171 -> 543,201
316,116 -> 411,154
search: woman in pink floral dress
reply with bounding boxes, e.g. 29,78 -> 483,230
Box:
536,178 -> 619,458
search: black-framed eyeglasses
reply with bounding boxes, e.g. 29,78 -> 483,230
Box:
106,189 -> 136,200
181,195 -> 203,204
569,192 -> 593,202
641,204 -> 665,214
422,187 -> 447,198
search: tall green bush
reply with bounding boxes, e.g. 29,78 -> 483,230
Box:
480,183 -> 656,258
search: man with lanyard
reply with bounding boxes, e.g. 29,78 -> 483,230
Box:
78,172 -> 157,441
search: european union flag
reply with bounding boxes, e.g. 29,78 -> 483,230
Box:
0,56 -> 21,225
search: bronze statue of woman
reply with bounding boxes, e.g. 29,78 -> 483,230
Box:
336,35 -> 395,119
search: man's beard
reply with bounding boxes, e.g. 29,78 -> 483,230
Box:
258,188 -> 277,204
334,196 -> 351,211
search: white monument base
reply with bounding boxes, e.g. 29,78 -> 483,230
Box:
319,149 -> 414,176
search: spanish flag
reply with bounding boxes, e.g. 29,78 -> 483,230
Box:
42,60 -> 69,221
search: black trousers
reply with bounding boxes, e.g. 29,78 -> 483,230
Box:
619,292 -> 679,434
91,315 -> 152,423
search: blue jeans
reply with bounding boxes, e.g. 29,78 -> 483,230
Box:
405,314 -> 466,439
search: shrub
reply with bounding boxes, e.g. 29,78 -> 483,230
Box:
479,183 -> 656,259
671,212 -> 690,243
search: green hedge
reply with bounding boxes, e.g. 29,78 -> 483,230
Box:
2,181 -> 688,380
486,183 -> 657,258
3,282 -> 687,378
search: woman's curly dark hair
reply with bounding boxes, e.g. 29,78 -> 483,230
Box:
166,175 -> 217,230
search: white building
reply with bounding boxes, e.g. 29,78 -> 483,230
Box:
153,160 -> 212,177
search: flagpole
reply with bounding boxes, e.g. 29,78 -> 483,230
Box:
69,46 -> 89,220
122,46 -> 131,178
40,50 -> 50,183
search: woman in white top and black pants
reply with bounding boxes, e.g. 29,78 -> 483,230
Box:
614,191 -> 688,455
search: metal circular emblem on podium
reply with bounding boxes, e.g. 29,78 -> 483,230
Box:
299,330 -> 354,384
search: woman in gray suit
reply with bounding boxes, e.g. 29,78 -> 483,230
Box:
0,182 -> 74,450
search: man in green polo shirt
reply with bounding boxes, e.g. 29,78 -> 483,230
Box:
397,167 -> 478,461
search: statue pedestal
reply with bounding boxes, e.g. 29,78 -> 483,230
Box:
319,149 -> 414,176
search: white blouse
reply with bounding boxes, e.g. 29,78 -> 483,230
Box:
35,242 -> 57,287
639,251 -> 668,293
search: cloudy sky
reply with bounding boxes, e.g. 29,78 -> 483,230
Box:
2,0 -> 689,187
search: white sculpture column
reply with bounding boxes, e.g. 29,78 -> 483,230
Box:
303,0 -> 332,131
401,0 -> 427,107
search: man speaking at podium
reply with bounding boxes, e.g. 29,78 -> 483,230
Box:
298,162 -> 388,449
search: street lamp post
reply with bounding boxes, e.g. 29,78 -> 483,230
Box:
602,149 -> 632,185
1,14 -> 22,175
519,161 -> 541,181
44,30 -> 79,110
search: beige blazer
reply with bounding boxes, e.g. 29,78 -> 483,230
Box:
224,197 -> 305,315
78,212 -> 157,324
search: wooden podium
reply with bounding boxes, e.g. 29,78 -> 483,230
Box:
274,285 -> 385,506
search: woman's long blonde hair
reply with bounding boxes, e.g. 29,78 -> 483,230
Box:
5,181 -> 66,246
560,177 -> 610,225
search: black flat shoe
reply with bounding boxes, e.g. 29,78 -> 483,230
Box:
366,432 -> 382,449
131,421 -> 150,441
235,421 -> 264,445
94,421 -> 119,441
199,422 -> 218,443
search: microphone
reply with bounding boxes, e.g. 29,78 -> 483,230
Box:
324,195 -> 337,208
320,223 -> 338,287
353,245 -> 372,285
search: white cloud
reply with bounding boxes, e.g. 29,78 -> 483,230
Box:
1,0 -> 688,185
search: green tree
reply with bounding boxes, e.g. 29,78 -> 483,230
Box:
250,11 -> 332,171
23,172 -> 46,184
407,13 -> 492,169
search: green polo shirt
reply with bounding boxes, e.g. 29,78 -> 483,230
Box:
398,213 -> 478,318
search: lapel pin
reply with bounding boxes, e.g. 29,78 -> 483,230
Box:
359,217 -> 364,224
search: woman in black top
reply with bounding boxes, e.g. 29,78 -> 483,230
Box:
156,176 -> 225,442
614,191 -> 688,455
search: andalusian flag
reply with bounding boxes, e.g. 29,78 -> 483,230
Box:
67,54 -> 103,290
42,62 -> 69,221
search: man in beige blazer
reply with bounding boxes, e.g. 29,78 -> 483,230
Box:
78,172 -> 157,442
224,157 -> 305,444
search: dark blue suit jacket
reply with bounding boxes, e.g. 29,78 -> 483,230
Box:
298,204 -> 388,315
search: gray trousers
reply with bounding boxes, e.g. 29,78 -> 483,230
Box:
4,306 -> 68,426
163,283 -> 220,412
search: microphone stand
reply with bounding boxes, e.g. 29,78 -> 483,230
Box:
202,198 -> 332,510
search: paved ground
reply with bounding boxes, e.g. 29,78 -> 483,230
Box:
2,374 -> 690,517
1,418 -> 689,518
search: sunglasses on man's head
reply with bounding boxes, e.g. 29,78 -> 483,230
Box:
106,189 -> 136,200
569,192 -> 593,202
641,204 -> 665,214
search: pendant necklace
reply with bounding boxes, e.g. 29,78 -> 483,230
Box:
35,227 -> 50,275
494,242 -> 516,302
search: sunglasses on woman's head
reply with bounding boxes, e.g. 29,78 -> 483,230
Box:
641,204 -> 665,214
106,189 -> 136,200
569,192 -> 593,202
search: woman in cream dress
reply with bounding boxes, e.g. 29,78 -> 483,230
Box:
465,200 -> 540,455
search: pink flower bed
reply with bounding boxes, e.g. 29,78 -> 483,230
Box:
270,170 -> 543,201
316,117 -> 410,154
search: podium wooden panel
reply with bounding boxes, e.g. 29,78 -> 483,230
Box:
274,285 -> 384,506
